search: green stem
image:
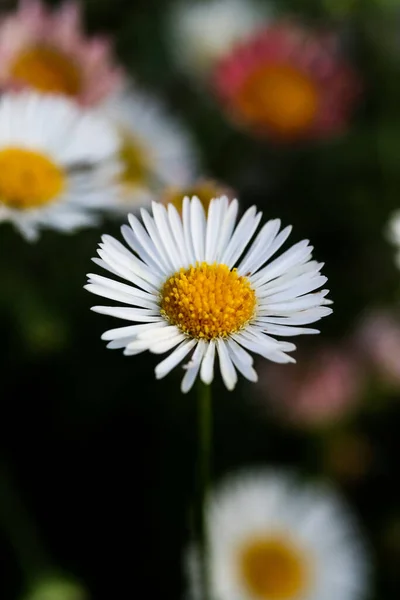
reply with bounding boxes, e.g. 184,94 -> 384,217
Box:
197,381 -> 212,600
0,461 -> 50,583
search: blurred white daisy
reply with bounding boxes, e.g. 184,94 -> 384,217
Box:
0,92 -> 120,241
85,196 -> 331,392
168,0 -> 270,79
101,88 -> 197,213
187,470 -> 369,600
387,209 -> 400,268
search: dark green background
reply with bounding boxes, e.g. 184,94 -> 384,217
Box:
1,0 -> 400,598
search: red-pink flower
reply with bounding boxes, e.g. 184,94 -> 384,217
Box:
258,345 -> 363,428
213,22 -> 361,141
0,0 -> 124,105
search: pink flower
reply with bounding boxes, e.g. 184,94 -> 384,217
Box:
355,310 -> 400,386
0,0 -> 124,105
212,21 -> 361,141
257,345 -> 363,428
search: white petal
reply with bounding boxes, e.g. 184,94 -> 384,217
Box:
205,196 -> 228,262
128,212 -> 171,273
91,306 -> 163,322
97,247 -> 157,294
168,203 -> 190,266
226,338 -> 254,365
91,257 -> 120,278
190,196 -> 207,262
215,199 -> 239,262
101,235 -> 162,286
137,325 -> 181,341
253,322 -> 319,336
101,321 -> 167,341
256,307 -> 333,325
121,224 -> 165,276
151,202 -> 182,269
155,339 -> 196,379
228,347 -> 258,382
260,276 -> 328,304
260,290 -> 330,314
141,208 -> 176,271
238,219 -> 282,275
181,340 -> 207,393
200,340 -> 216,384
182,196 -> 197,264
251,240 -> 313,286
124,338 -> 152,355
221,205 -> 261,266
216,338 -> 238,390
233,331 -> 296,364
149,332 -> 187,354
85,283 -> 158,309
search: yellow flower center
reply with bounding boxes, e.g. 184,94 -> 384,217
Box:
119,133 -> 151,190
160,262 -> 256,340
239,536 -> 309,599
162,180 -> 225,214
235,64 -> 318,138
0,147 -> 65,209
10,46 -> 81,96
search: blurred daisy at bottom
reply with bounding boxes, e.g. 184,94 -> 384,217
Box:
0,92 -> 120,241
100,88 -> 198,214
186,470 -> 369,600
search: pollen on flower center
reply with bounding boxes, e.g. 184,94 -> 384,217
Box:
160,262 -> 256,340
10,46 -> 81,96
235,64 -> 318,137
0,147 -> 65,209
239,535 -> 309,599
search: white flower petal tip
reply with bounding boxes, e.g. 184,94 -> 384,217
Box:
0,92 -> 120,240
86,196 -> 332,391
186,470 -> 370,600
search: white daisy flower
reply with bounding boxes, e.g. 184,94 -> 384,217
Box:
168,0 -> 271,79
100,87 -> 198,213
85,196 -> 332,393
0,92 -> 120,241
187,470 -> 369,600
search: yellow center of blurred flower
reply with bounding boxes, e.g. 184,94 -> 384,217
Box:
160,262 -> 256,340
11,46 -> 81,96
239,536 -> 309,599
235,64 -> 318,138
119,133 -> 151,190
0,147 -> 65,209
163,181 -> 225,214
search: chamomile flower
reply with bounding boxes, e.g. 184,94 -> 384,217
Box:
85,196 -> 331,392
213,22 -> 360,141
168,0 -> 270,79
0,0 -> 123,105
101,88 -> 198,213
187,470 -> 369,600
0,92 -> 120,241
